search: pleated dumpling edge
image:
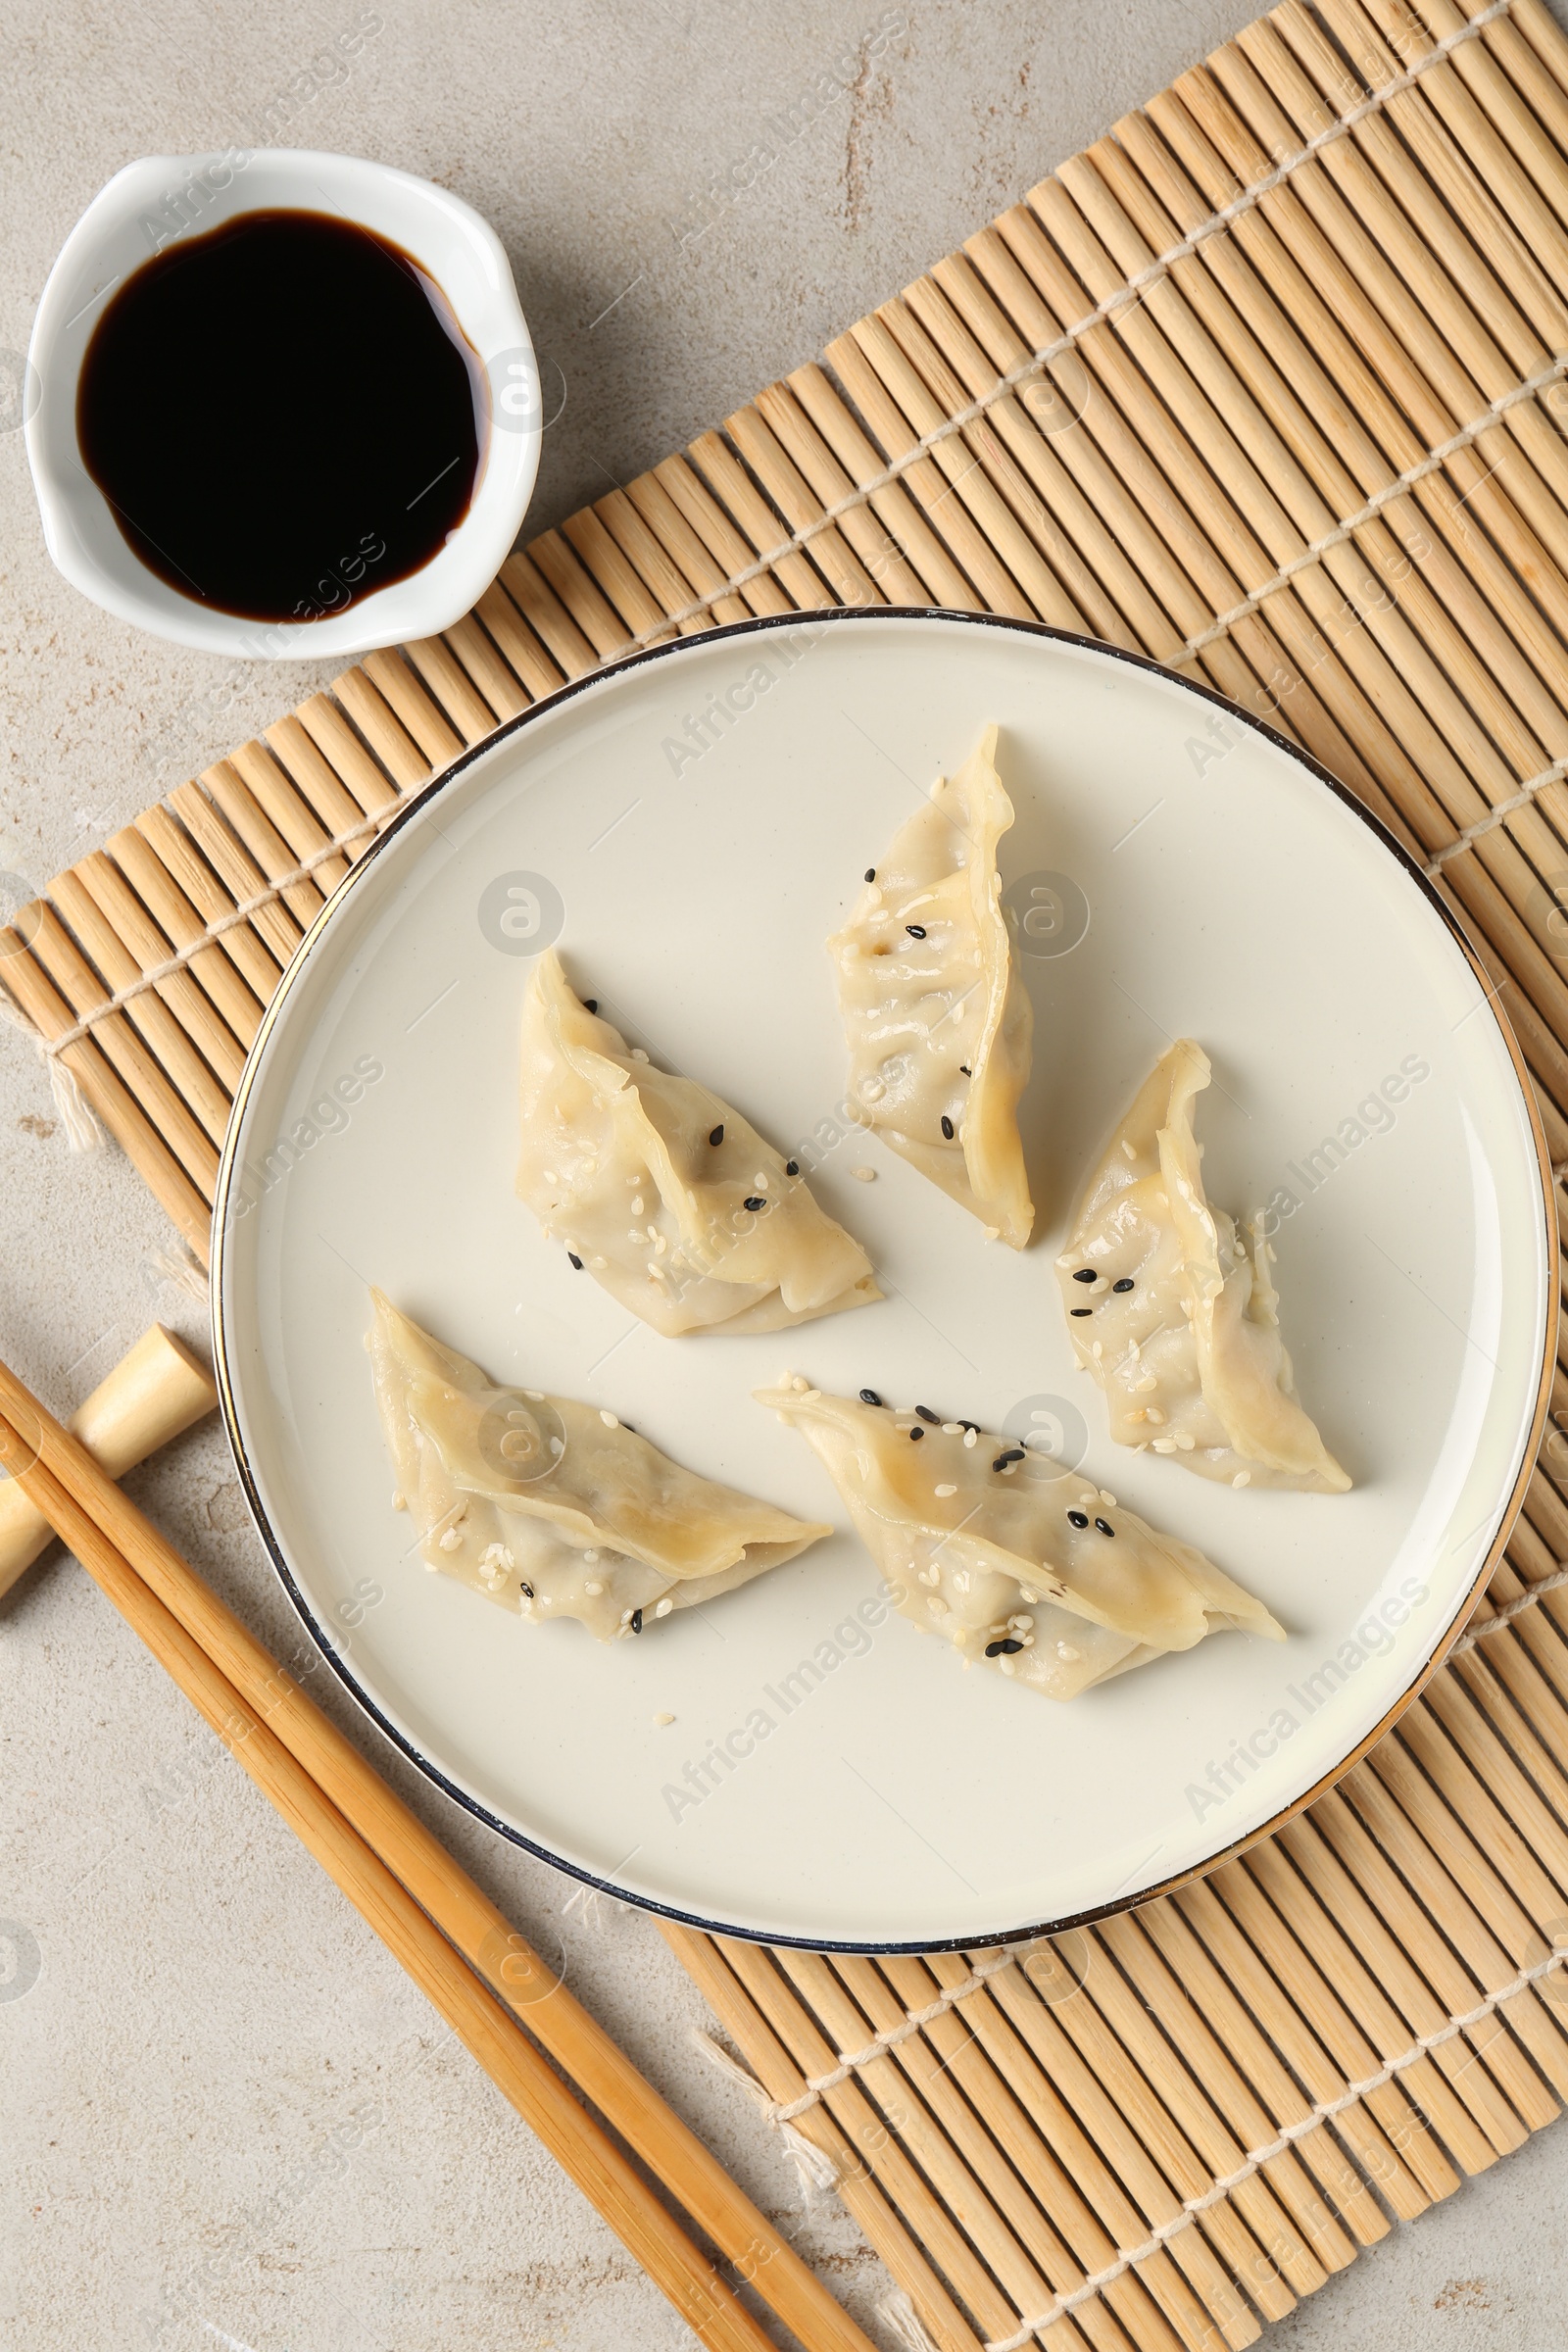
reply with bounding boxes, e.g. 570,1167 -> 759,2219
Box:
755,1380 -> 1285,1700
828,721 -> 1035,1248
515,949 -> 881,1337
1057,1041 -> 1350,1493
369,1291 -> 831,1641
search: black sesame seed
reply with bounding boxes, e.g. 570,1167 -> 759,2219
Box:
1112,1277 -> 1135,1293
583,999 -> 598,1013
1095,1518 -> 1115,1539
997,1447 -> 1025,1465
1070,1307 -> 1092,1317
743,1195 -> 764,1212
909,1426 -> 924,1441
959,1063 -> 971,1075
567,1251 -> 583,1270
985,1638 -> 1025,1657
864,866 -> 876,882
1072,1268 -> 1097,1285
906,923 -> 927,939
519,1580 -> 535,1597
1067,1510 -> 1089,1528
940,1114 -> 955,1140
958,1420 -> 980,1435
709,1123 -> 724,1146
785,1158 -> 799,1176
991,1455 -> 1008,1473
630,1607 -> 644,1634
914,1405 -> 940,1424
859,1388 -> 885,1406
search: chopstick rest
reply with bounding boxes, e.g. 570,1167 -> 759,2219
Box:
0,1323 -> 215,1597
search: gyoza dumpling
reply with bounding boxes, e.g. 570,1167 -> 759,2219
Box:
755,1380 -> 1283,1698
828,722 -> 1034,1247
517,951 -> 880,1337
1058,1041 -> 1349,1493
372,1293 -> 830,1641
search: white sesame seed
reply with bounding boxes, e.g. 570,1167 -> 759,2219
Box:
1175,1433 -> 1196,1451
1233,1471 -> 1251,1489
653,1712 -> 675,1727
1121,1139 -> 1137,1160
754,1172 -> 768,1189
390,1490 -> 406,1511
631,1196 -> 645,1215
1100,1492 -> 1116,1507
791,1375 -> 809,1393
941,1421 -> 960,1435
423,1558 -> 440,1573
655,1597 -> 673,1617
935,1482 -> 957,1497
524,1389 -> 545,1401
852,1165 -> 876,1182
1000,1656 -> 1015,1675
600,1410 -> 618,1428
927,1595 -> 949,1616
630,1047 -> 650,1062
584,1580 -> 604,1595
590,1255 -> 608,1269
963,1429 -> 978,1447
1019,1588 -> 1039,1604
1057,1642 -> 1081,1662
1152,1438 -> 1177,1452
438,1527 -> 463,1552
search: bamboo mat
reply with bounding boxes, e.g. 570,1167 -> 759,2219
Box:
10,0 -> 1568,2343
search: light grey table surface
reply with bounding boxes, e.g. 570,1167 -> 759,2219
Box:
5,4 -> 1568,2346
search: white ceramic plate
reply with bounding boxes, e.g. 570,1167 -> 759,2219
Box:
213,611 -> 1554,1950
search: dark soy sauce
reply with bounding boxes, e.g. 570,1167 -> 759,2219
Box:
76,208 -> 484,624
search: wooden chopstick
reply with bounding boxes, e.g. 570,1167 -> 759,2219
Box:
0,1365 -> 875,2352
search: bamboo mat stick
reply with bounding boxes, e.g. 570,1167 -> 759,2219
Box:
662,1924 -> 990,2352
0,1361 -> 877,2352
901,1956 -> 1250,2352
0,1412 -> 775,2352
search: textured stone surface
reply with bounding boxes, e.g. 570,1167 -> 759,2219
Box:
4,2 -> 1567,2345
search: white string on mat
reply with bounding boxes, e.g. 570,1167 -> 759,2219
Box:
694,1945 -> 1022,2127
526,0 -> 1515,661
0,0 -> 1537,1141
1170,353 -> 1568,670
696,1928 -> 1568,2352
23,339 -> 1561,1102
1450,1560 -> 1568,1653
687,1553 -> 1568,2346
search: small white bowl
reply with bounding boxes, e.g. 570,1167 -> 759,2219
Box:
26,150 -> 541,660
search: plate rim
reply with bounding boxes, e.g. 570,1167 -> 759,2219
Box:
210,605 -> 1561,1953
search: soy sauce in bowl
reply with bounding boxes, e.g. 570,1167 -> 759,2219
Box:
75,208 -> 484,624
